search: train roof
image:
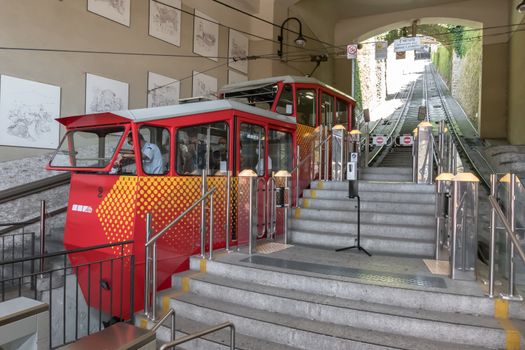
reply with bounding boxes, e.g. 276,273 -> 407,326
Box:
220,75 -> 356,103
57,99 -> 296,128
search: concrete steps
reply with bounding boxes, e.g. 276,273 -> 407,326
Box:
359,166 -> 413,182
292,174 -> 437,258
137,253 -> 525,350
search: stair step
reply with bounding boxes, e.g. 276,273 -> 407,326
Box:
303,189 -> 435,203
300,198 -> 435,214
290,219 -> 435,239
311,180 -> 435,193
169,293 -> 489,350
177,273 -> 506,349
293,208 -> 435,226
289,229 -> 434,257
359,173 -> 413,181
359,167 -> 413,175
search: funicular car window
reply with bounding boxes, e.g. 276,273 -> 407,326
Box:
269,130 -> 293,174
50,127 -> 124,168
223,84 -> 278,111
275,84 -> 293,115
138,126 -> 170,175
240,123 -> 266,176
336,99 -> 349,128
176,122 -> 228,176
296,89 -> 316,127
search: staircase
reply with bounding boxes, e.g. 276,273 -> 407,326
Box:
290,167 -> 436,258
138,247 -> 525,349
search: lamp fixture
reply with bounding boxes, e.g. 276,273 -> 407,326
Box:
277,17 -> 307,58
517,0 -> 525,13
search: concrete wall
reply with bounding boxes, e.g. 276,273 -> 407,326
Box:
507,0 -> 525,144
333,0 -> 511,140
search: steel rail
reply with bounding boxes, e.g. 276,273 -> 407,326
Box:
368,79 -> 417,166
0,206 -> 67,236
0,173 -> 70,205
428,65 -> 491,189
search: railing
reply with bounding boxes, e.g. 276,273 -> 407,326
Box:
159,321 -> 235,350
0,240 -> 134,348
488,173 -> 525,299
291,129 -> 332,207
150,308 -> 176,342
144,175 -> 217,321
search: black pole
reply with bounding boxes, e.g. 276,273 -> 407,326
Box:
335,193 -> 371,256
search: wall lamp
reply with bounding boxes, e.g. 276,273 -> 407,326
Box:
517,0 -> 525,13
277,17 -> 307,58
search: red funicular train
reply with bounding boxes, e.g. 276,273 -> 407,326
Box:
47,76 -> 355,319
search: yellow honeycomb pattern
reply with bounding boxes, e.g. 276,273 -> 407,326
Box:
96,176 -> 236,257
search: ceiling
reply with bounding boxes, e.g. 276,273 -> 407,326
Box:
294,0 -> 471,21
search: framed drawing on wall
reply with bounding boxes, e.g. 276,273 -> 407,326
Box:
192,71 -> 218,100
149,0 -> 181,46
228,70 -> 248,84
0,75 -> 61,149
193,10 -> 219,62
148,72 -> 180,107
228,29 -> 249,74
85,73 -> 129,114
88,0 -> 131,27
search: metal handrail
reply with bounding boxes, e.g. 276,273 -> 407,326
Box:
290,133 -> 332,174
159,321 -> 235,350
145,187 -> 217,247
150,308 -> 176,342
144,186 -> 217,321
0,173 -> 71,205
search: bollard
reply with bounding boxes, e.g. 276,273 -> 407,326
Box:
450,173 -> 479,280
331,125 -> 347,181
435,173 -> 454,260
415,121 -> 433,184
275,170 -> 291,244
238,169 -> 258,255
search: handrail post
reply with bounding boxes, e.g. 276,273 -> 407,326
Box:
200,172 -> 207,258
225,171 -> 231,251
324,127 -> 329,180
209,193 -> 214,260
488,174 -> 497,298
39,200 -> 46,274
152,241 -> 158,320
318,125 -> 323,180
295,145 -> 300,208
144,213 -> 153,317
248,176 -> 254,256
507,174 -> 517,298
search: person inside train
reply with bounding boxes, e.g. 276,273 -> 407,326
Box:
111,133 -> 163,175
255,146 -> 272,176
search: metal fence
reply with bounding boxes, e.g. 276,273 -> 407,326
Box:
0,240 -> 135,348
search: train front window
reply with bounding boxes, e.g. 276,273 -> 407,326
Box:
222,83 -> 278,111
275,84 -> 293,115
50,127 -> 124,168
336,99 -> 349,128
296,89 -> 316,127
176,122 -> 228,176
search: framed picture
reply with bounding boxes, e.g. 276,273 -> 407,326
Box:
0,75 -> 61,149
192,71 -> 218,100
228,70 -> 248,84
85,73 -> 129,114
149,0 -> 181,46
193,10 -> 219,62
148,72 -> 180,107
228,29 -> 249,74
88,0 -> 131,27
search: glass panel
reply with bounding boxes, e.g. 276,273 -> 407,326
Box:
275,84 -> 293,115
321,93 -> 334,128
223,83 -> 278,111
138,126 -> 169,175
240,123 -> 266,176
176,122 -> 228,175
296,89 -> 316,127
269,130 -> 293,173
50,127 -> 124,168
336,99 -> 349,128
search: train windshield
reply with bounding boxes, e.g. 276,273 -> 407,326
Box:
222,83 -> 279,111
50,127 -> 125,168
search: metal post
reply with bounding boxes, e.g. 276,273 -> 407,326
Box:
39,200 -> 46,273
324,127 -> 329,180
508,174 -> 516,298
248,177 -> 254,256
144,213 -> 152,317
152,241 -> 157,320
488,174 -> 497,298
295,145 -> 300,207
318,125 -> 323,180
285,179 -> 290,244
364,122 -> 369,168
225,171 -> 231,251
209,193 -> 214,260
200,172 -> 207,258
